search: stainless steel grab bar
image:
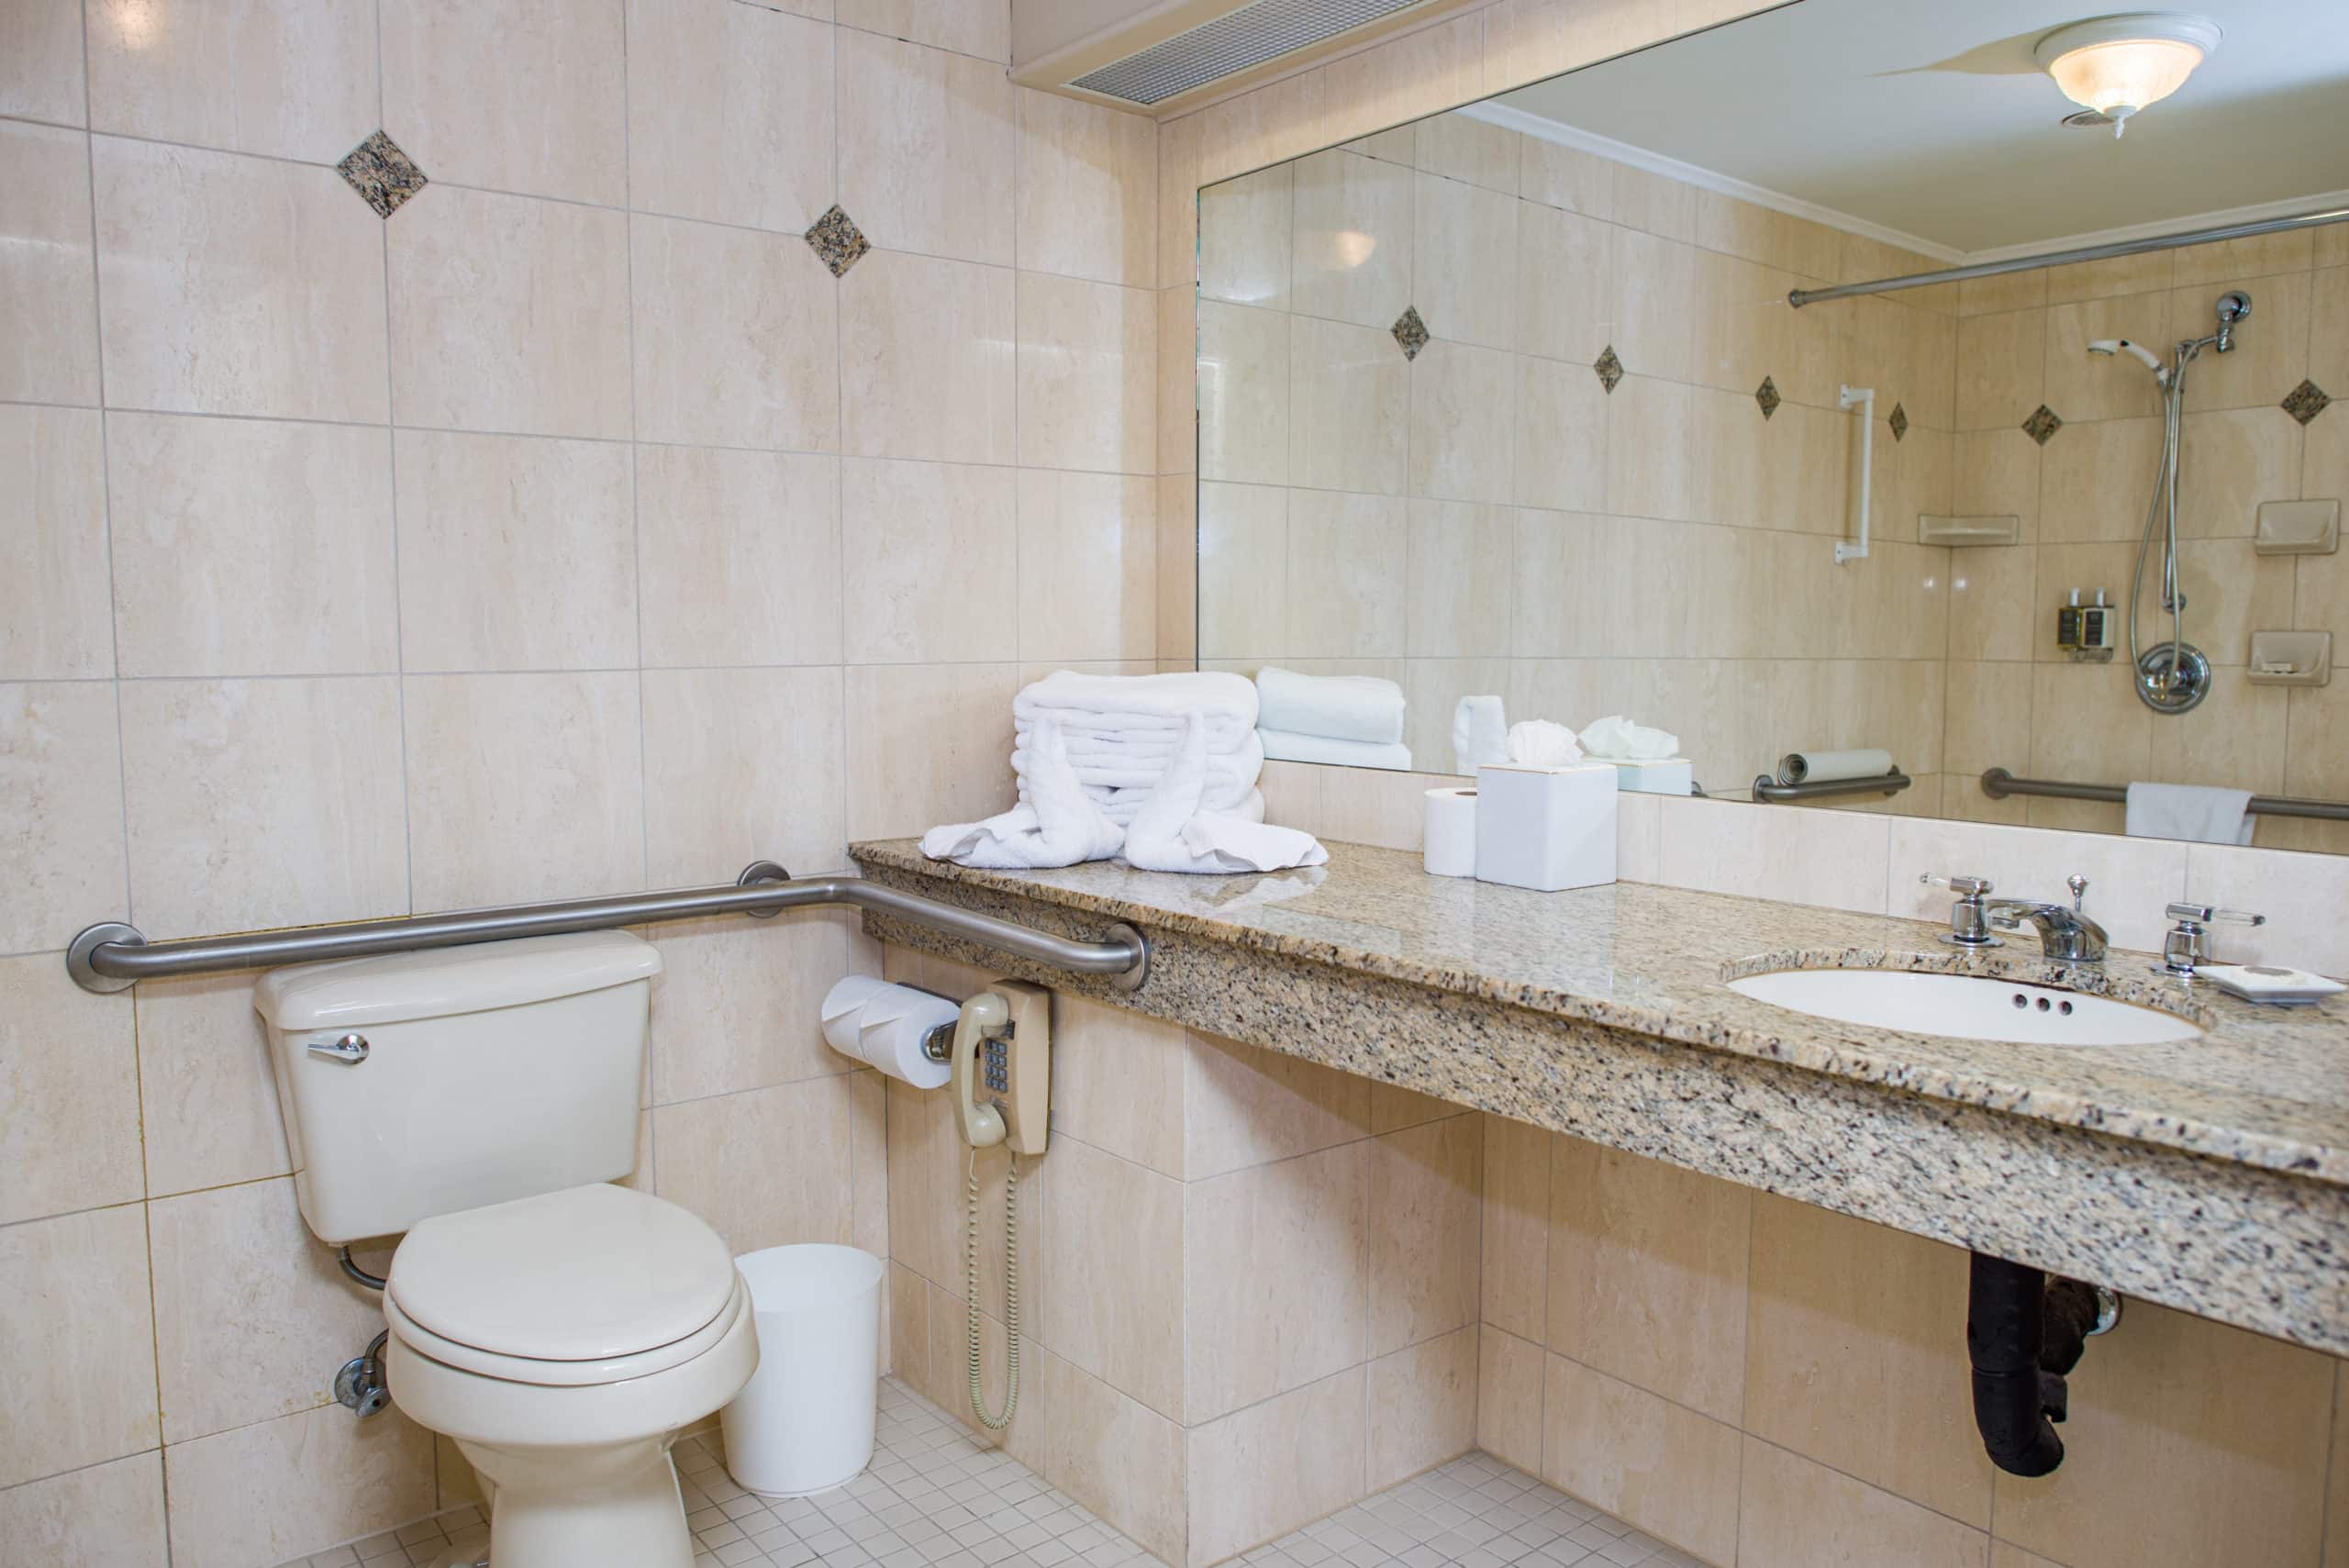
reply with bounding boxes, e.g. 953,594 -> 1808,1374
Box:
66,861 -> 1149,995
1752,768 -> 1911,803
1980,767 -> 2349,823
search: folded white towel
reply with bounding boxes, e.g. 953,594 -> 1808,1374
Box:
2125,782 -> 2255,845
1259,728 -> 1414,769
1017,670 -> 1259,728
1124,714 -> 1328,874
1016,729 -> 1264,810
922,716 -> 1125,868
1253,666 -> 1406,745
1453,695 -> 1507,775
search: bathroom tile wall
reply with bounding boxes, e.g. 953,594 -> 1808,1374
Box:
0,0 -> 1157,1562
1940,231 -> 2348,853
878,943 -> 1484,1568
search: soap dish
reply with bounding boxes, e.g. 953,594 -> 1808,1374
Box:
2196,964 -> 2345,1006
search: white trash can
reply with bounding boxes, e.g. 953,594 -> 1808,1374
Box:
719,1244 -> 885,1497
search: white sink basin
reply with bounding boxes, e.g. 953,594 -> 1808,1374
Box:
1728,967 -> 2203,1047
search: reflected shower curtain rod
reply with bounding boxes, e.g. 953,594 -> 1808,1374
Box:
1788,206 -> 2349,308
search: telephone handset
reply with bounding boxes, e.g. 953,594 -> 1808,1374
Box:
950,980 -> 1051,1432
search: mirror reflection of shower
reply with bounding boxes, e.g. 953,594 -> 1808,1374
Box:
2083,288 -> 2251,715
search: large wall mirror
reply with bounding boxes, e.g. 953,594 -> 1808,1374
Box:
1193,0 -> 2349,852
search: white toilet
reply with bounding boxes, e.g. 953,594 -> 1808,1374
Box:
254,932 -> 757,1568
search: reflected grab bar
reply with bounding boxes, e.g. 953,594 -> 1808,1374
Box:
66,861 -> 1149,995
1752,768 -> 1911,803
1979,768 -> 2349,823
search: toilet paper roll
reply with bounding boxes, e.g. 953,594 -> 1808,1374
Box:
820,975 -> 891,1058
849,985 -> 957,1090
1424,787 -> 1478,877
1777,748 -> 1893,784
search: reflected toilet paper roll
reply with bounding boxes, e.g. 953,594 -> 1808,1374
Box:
1424,787 -> 1477,877
1777,748 -> 1893,784
818,976 -> 954,1089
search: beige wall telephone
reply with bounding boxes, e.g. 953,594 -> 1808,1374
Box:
946,980 -> 1050,1431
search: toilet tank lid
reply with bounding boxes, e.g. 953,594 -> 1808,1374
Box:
253,931 -> 662,1032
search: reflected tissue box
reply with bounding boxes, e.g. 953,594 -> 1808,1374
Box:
1611,758 -> 1694,795
1474,762 -> 1618,891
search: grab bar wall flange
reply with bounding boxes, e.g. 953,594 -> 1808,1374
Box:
66,863 -> 1150,995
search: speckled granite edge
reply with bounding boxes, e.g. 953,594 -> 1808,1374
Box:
850,841 -> 2349,1186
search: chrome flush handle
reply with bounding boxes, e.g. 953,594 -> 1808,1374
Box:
307,1032 -> 370,1063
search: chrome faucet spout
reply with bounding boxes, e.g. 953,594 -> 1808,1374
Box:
1984,900 -> 2109,964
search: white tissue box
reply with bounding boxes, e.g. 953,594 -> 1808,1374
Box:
1474,762 -> 1617,892
1610,758 -> 1693,795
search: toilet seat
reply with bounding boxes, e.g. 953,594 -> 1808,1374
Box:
385,1183 -> 740,1386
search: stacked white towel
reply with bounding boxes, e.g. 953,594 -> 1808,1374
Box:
1013,671 -> 1263,825
1252,667 -> 1412,769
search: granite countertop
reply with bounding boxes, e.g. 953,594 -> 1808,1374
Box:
852,840 -> 2349,1185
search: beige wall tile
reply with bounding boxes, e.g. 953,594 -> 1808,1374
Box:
120,676 -> 403,937
150,1175 -> 383,1441
1016,89 -> 1156,289
389,183 -> 629,439
0,0 -> 86,123
0,1450 -> 168,1568
843,662 -> 1019,840
1653,795 -> 1890,916
1519,135 -> 1614,218
1201,165 -> 1292,312
1513,356 -> 1609,513
889,1260 -> 930,1392
1954,309 -> 2046,431
1410,340 -> 1516,505
1019,273 -> 1159,475
653,1074 -> 856,1254
1286,490 -> 1408,658
1991,1544 -> 2067,1568
0,1204 -> 158,1488
1186,1140 -> 1368,1422
1291,149 -> 1414,332
1157,474 -> 1198,663
1414,171 -> 1519,351
1738,1438 -> 1987,1568
1368,1114 -> 1481,1356
1547,1138 -> 1750,1423
0,122 -> 99,405
86,0 -> 376,161
1477,1324 -> 1546,1476
1319,12 -> 1478,144
0,953 -> 141,1225
2173,271 -> 2309,417
109,414 -> 397,679
635,445 -> 842,668
838,29 -> 1013,266
649,907 -> 865,1103
841,250 -> 1016,464
631,211 -> 842,452
0,409 -> 109,681
1541,1353 -> 1741,1568
1481,1114 -> 1552,1343
1183,1029 -> 1372,1181
1883,816 -> 2188,955
1371,1080 -> 1457,1133
885,1059 -> 1020,1292
1186,1366 -> 1367,1568
641,665 -> 851,884
381,0 -> 626,206
1996,1302 -> 2332,1568
2042,297 -> 2167,425
850,1068 -> 889,1262
2327,1361 -> 2349,1568
1407,499 -> 1514,657
1199,300 -> 1291,486
2176,406 -> 2303,538
1041,1135 -> 1185,1420
162,1402 -> 435,1568
624,0 -> 833,233
393,430 -> 635,672
1161,285 -> 1201,482
1743,1195 -> 1991,1527
842,458 -> 1019,662
1016,470 -> 1158,663
134,969 -> 292,1198
2184,842 -> 2349,977
401,671 -> 642,910
1415,113 -> 1518,193
838,0 -> 1005,59
1049,993 -> 1188,1178
95,138 -> 388,422
1042,1351 -> 1188,1568
1368,1323 -> 1479,1490
1290,315 -> 1410,497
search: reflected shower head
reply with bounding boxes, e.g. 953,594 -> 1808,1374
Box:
2087,338 -> 2165,373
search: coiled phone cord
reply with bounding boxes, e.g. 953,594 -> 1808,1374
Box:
965,1146 -> 1021,1431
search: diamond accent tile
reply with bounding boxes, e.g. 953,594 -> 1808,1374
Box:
1888,401 -> 1909,441
2021,404 -> 2064,445
1594,344 -> 1624,394
1391,305 -> 1431,361
337,131 -> 426,218
804,205 -> 870,278
1754,375 -> 1781,419
2283,379 -> 2332,425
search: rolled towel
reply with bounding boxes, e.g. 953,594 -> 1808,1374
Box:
1124,714 -> 1328,874
1453,695 -> 1508,775
1253,666 -> 1406,745
1259,728 -> 1414,769
2124,782 -> 2254,845
1017,670 -> 1259,728
1578,714 -> 1678,762
921,716 -> 1125,868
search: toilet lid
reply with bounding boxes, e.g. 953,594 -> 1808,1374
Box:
387,1184 -> 737,1362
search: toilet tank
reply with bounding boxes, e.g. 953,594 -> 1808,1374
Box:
253,931 -> 663,1245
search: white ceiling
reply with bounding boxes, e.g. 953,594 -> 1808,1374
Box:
1493,0 -> 2349,256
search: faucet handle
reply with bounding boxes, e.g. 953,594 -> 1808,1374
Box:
2164,902 -> 2266,927
1922,873 -> 1993,897
2159,904 -> 2266,978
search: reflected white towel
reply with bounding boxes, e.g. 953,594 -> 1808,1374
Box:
1254,667 -> 1406,745
1259,728 -> 1414,769
1453,695 -> 1507,774
921,717 -> 1125,868
2125,782 -> 2255,845
1124,715 -> 1328,874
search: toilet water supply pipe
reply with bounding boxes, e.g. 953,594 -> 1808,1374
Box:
1834,384 -> 1874,565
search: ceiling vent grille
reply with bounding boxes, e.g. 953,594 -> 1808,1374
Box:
1070,0 -> 1429,105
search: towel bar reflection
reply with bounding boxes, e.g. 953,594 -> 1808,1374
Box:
65,861 -> 1149,995
1979,767 -> 2349,822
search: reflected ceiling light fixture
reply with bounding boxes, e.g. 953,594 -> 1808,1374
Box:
2034,13 -> 2222,138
